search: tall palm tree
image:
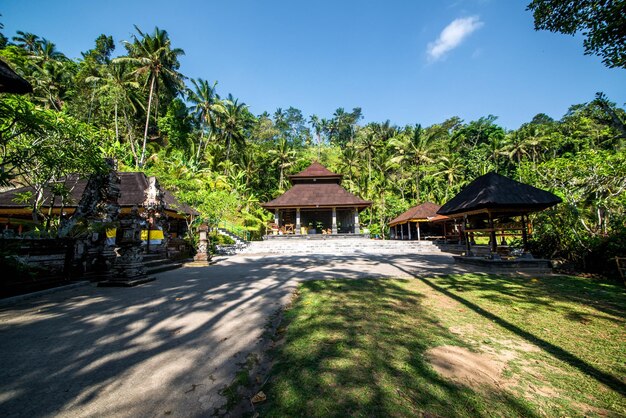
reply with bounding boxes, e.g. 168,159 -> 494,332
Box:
114,26 -> 185,166
268,137 -> 296,191
187,78 -> 225,162
31,39 -> 66,63
219,94 -> 254,166
12,31 -> 41,53
389,124 -> 435,201
435,152 -> 465,201
86,62 -> 142,162
308,114 -> 323,159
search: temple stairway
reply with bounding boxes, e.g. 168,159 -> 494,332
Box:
239,238 -> 444,256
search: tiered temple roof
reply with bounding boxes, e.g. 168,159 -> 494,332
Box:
262,162 -> 371,210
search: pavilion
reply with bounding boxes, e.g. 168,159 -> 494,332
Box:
389,202 -> 456,241
437,172 -> 561,259
0,59 -> 32,94
261,162 -> 371,236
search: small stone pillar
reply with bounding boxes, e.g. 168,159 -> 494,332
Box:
194,223 -> 211,263
354,209 -> 360,234
332,207 -> 337,234
100,206 -> 154,286
296,208 -> 301,235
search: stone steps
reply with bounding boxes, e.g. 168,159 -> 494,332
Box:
240,239 -> 442,255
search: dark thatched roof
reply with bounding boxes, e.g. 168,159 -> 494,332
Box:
0,60 -> 33,94
437,172 -> 562,217
389,202 -> 446,226
0,172 -> 197,216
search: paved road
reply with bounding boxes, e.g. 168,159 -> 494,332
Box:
0,252 -> 475,417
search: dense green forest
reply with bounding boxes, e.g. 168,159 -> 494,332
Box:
1,22 -> 625,276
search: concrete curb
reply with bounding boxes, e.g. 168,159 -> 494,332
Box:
0,281 -> 91,308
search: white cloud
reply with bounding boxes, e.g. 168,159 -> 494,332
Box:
427,16 -> 483,61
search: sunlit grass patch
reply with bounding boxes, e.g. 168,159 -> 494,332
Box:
259,275 -> 626,417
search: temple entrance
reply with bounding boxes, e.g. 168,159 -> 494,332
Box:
301,209 -> 332,234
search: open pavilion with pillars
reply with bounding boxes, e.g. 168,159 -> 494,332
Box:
437,172 -> 562,259
261,162 -> 371,236
389,201 -> 458,241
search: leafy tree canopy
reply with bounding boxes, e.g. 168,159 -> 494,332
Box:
527,0 -> 626,68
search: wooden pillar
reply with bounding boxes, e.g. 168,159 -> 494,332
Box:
332,207 -> 337,234
296,208 -> 301,235
401,223 -> 404,240
354,208 -> 360,234
417,222 -> 421,241
488,212 -> 498,257
443,222 -> 447,242
464,215 -> 473,256
521,213 -> 533,258
408,221 -> 412,240
395,225 -> 398,240
274,209 -> 279,226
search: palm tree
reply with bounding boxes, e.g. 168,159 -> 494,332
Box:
435,152 -> 465,200
268,137 -> 297,191
219,94 -> 254,166
187,78 -> 225,162
30,38 -> 66,63
389,124 -> 435,201
308,114 -> 323,159
12,31 -> 41,53
114,26 -> 185,166
87,62 -> 140,140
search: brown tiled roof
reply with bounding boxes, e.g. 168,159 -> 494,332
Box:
389,202 -> 444,226
289,162 -> 342,180
0,60 -> 33,94
262,183 -> 371,209
0,172 -> 197,216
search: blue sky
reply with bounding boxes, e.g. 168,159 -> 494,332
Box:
2,0 -> 624,129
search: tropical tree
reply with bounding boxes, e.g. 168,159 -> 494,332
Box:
527,0 -> 626,68
114,25 -> 185,166
187,78 -> 225,162
219,94 -> 254,165
389,124 -> 435,201
12,30 -> 41,53
268,137 -> 297,191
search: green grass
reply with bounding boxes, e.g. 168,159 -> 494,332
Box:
258,275 -> 626,417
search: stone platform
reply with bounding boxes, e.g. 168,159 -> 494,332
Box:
452,255 -> 552,273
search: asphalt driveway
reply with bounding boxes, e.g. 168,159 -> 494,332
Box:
0,252 -> 474,417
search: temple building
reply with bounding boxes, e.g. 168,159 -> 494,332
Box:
0,172 -> 196,239
261,162 -> 371,236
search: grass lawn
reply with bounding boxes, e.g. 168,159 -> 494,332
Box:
258,274 -> 626,417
